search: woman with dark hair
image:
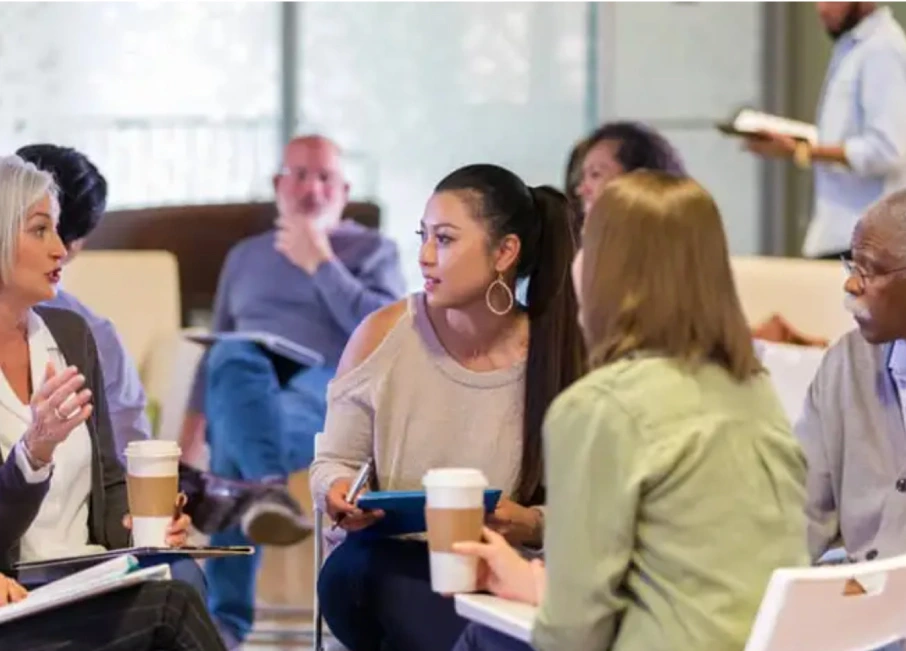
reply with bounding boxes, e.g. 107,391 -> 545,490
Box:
452,171 -> 808,651
566,121 -> 686,226
310,163 -> 586,650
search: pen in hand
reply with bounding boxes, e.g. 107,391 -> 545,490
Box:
332,458 -> 373,531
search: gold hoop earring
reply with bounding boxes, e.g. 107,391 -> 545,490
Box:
485,273 -> 514,316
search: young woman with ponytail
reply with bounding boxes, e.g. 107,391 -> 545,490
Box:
309,163 -> 585,651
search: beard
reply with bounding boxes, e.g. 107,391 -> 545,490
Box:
827,3 -> 865,40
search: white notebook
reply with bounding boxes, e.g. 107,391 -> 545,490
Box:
745,554 -> 906,651
184,330 -> 325,367
0,556 -> 171,626
455,594 -> 537,643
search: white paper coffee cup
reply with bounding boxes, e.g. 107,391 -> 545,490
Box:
124,440 -> 181,547
423,468 -> 488,594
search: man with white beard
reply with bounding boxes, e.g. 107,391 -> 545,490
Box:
796,188 -> 906,567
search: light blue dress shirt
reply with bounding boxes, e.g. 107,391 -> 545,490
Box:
804,7 -> 906,257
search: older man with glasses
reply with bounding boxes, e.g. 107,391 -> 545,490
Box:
796,188 -> 906,570
181,134 -> 406,648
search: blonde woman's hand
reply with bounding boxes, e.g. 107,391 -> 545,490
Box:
23,362 -> 93,467
453,527 -> 542,605
0,574 -> 27,605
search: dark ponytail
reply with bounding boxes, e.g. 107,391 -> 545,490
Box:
520,186 -> 585,504
435,165 -> 586,505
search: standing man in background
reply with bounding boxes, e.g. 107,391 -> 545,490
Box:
747,2 -> 906,259
181,134 -> 405,648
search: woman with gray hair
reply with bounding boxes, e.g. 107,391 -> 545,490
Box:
0,155 -> 226,649
0,155 -> 192,568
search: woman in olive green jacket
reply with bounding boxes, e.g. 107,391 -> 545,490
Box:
454,171 -> 809,651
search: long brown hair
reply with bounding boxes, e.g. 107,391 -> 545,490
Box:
580,170 -> 761,381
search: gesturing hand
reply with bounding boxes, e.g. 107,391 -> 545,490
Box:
23,362 -> 93,467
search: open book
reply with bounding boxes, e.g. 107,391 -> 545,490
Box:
717,108 -> 817,144
184,330 -> 325,367
0,555 -> 171,626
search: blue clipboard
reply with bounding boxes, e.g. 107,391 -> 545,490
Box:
351,489 -> 502,538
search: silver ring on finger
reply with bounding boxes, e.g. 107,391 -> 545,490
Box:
53,406 -> 69,421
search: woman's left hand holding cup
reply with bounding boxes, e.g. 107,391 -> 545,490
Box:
122,493 -> 191,548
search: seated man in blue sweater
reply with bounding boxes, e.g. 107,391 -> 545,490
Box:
181,134 -> 406,647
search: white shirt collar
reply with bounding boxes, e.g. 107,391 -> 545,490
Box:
851,6 -> 891,42
0,311 -> 61,424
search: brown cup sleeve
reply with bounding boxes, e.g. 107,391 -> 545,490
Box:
127,475 -> 179,517
425,507 -> 483,552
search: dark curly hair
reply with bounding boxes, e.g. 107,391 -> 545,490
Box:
15,144 -> 107,246
564,121 -> 686,231
585,121 -> 686,178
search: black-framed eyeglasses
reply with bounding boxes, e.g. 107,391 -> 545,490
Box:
841,255 -> 906,284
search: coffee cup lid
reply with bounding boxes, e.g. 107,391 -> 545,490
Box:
125,440 -> 181,457
422,468 -> 488,488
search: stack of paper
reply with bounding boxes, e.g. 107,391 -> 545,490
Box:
0,556 -> 171,626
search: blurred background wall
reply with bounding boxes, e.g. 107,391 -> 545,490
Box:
1,1 -> 897,289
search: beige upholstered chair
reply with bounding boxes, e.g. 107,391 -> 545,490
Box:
731,256 -> 853,345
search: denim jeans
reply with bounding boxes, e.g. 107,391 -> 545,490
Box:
145,556 -> 207,604
318,536 -> 470,651
452,624 -> 533,651
202,340 -> 333,642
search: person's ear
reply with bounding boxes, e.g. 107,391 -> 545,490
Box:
494,234 -> 521,276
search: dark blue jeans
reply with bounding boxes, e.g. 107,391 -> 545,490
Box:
153,557 -> 207,604
318,536 -> 470,651
202,340 -> 333,642
452,624 -> 533,651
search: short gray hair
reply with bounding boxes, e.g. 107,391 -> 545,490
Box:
0,155 -> 59,282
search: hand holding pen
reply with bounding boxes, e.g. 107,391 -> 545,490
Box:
325,459 -> 384,532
